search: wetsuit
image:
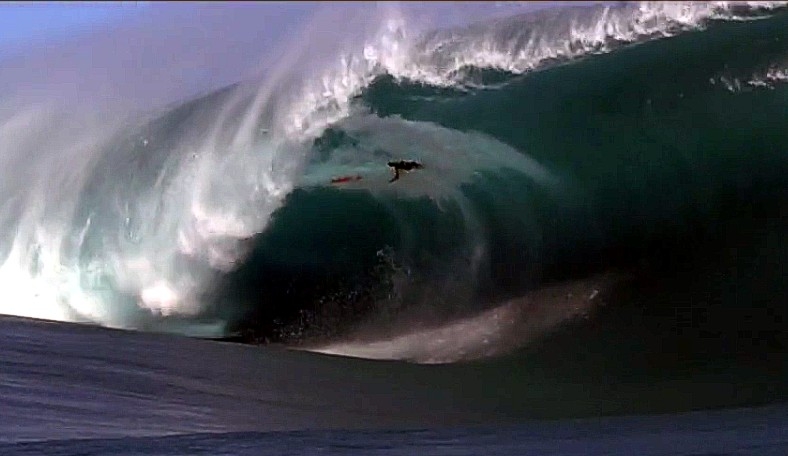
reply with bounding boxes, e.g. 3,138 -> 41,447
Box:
388,160 -> 424,182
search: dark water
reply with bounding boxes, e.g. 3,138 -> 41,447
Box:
5,410 -> 788,456
1,315 -> 787,455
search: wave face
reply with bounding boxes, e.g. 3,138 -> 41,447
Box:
2,2 -> 788,364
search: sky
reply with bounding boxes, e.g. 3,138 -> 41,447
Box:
0,2 -> 318,110
0,2 -> 147,57
0,2 -> 596,112
0,2 -> 584,56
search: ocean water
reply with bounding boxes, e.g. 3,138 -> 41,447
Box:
1,315 -> 787,455
2,1 -> 788,454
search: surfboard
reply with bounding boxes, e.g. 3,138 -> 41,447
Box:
330,175 -> 363,185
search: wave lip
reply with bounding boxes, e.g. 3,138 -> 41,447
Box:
273,1 -> 788,143
364,1 -> 788,88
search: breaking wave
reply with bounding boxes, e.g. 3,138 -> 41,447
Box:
1,1 -> 788,363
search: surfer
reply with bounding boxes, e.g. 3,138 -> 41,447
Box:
387,160 -> 424,183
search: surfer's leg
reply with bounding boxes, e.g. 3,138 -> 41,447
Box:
389,169 -> 400,183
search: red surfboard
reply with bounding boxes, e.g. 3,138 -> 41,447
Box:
330,175 -> 363,185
